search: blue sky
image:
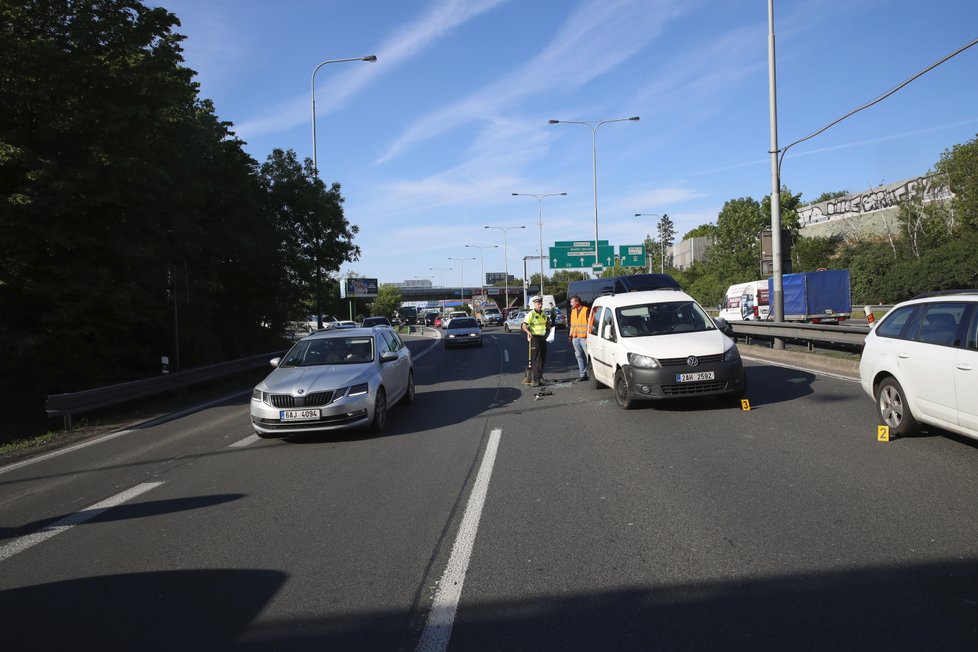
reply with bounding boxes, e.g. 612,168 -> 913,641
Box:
154,0 -> 978,289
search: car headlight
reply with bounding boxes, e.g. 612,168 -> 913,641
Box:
723,345 -> 741,362
251,388 -> 265,403
627,352 -> 660,368
348,383 -> 369,397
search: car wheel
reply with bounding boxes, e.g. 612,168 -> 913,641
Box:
614,368 -> 635,409
876,376 -> 918,436
588,357 -> 603,389
402,371 -> 416,404
371,387 -> 388,432
504,324 -> 511,333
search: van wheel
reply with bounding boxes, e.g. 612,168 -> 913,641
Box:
876,377 -> 917,436
614,368 -> 635,409
588,358 -> 603,389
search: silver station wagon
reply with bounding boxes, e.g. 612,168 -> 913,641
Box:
251,326 -> 414,436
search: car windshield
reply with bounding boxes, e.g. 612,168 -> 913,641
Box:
280,336 -> 375,367
450,318 -> 478,328
615,301 -> 716,337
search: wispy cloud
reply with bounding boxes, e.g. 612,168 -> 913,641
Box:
234,0 -> 508,140
376,0 -> 691,164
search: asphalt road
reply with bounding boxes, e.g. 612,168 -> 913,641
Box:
2,329 -> 977,651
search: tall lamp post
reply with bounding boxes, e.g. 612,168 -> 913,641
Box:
465,244 -> 498,304
512,192 -> 566,298
447,257 -> 475,307
634,213 -> 662,273
310,54 -> 377,328
429,267 -> 452,288
549,116 -> 639,274
483,225 -> 526,310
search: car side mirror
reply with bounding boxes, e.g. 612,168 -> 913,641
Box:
714,317 -> 734,337
380,351 -> 398,363
269,357 -> 281,367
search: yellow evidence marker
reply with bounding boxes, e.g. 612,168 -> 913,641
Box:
740,398 -> 751,411
877,425 -> 890,442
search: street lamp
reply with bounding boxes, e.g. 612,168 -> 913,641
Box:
447,257 -> 475,307
512,192 -> 566,298
309,54 -> 377,328
465,244 -> 499,304
311,55 -> 377,177
483,225 -> 526,310
429,267 -> 452,287
634,213 -> 662,273
549,116 -> 639,273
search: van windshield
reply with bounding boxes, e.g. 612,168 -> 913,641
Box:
615,301 -> 716,337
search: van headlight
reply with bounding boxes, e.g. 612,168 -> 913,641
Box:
723,345 -> 741,362
627,352 -> 660,368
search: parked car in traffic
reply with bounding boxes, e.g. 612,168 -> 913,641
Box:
422,311 -> 442,326
361,316 -> 392,327
503,310 -> 527,333
251,326 -> 414,436
444,317 -> 482,348
859,290 -> 978,440
586,290 -> 745,409
442,310 -> 468,329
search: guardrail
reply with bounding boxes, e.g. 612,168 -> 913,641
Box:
728,320 -> 870,350
44,325 -> 441,431
45,351 -> 284,430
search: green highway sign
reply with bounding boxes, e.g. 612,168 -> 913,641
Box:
617,244 -> 646,268
549,244 -> 615,269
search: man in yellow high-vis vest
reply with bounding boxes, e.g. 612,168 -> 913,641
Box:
568,294 -> 589,381
521,296 -> 550,386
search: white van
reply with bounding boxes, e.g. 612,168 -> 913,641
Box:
719,280 -> 770,321
586,290 -> 746,409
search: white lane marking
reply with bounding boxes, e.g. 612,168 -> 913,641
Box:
0,481 -> 164,562
741,355 -> 860,383
0,391 -> 251,475
503,350 -> 510,363
229,434 -> 261,448
417,428 -> 501,652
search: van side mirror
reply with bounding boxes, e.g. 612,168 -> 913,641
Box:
714,317 -> 734,337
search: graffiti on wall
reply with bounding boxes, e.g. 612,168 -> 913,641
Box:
799,175 -> 952,225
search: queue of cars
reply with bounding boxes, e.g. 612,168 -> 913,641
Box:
268,279 -> 977,445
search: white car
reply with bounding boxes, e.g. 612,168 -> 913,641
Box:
442,311 -> 468,329
586,290 -> 745,409
859,290 -> 978,440
251,326 -> 414,436
503,310 -> 527,333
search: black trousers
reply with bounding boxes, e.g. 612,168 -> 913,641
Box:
530,335 -> 548,381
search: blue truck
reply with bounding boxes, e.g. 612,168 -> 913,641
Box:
770,269 -> 852,324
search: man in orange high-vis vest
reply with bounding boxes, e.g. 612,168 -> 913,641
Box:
568,294 -> 589,381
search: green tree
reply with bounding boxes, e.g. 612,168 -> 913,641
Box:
682,223 -> 717,241
807,190 -> 849,205
711,196 -> 764,280
370,284 -> 402,320
258,148 -> 360,324
935,133 -> 978,232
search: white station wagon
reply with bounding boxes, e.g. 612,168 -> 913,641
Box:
587,290 -> 746,409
